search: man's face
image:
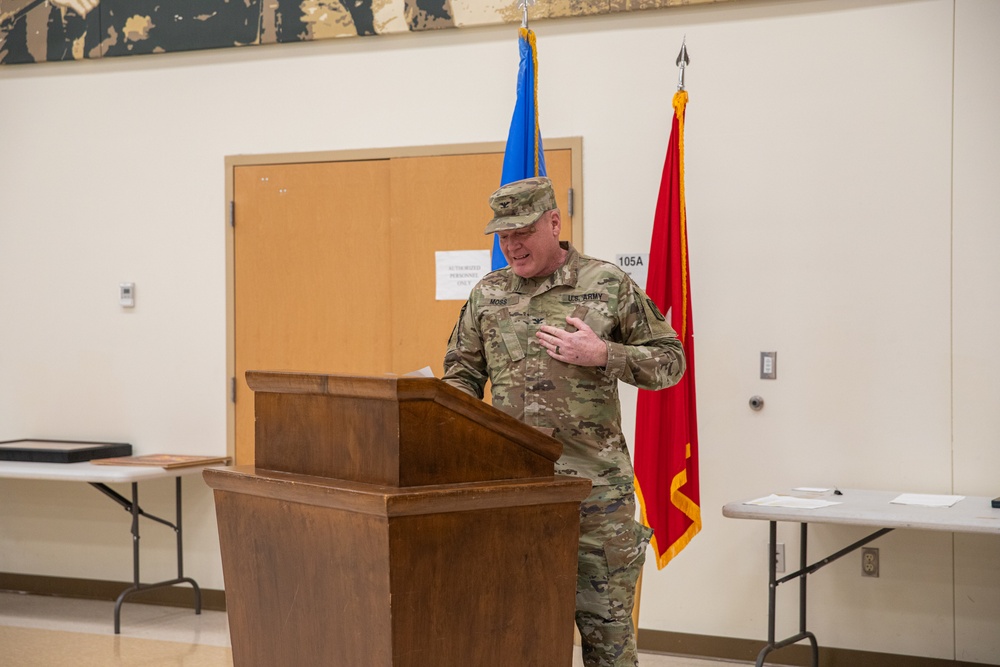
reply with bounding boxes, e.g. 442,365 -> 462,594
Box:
498,209 -> 563,278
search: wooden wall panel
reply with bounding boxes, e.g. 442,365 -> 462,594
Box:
233,160 -> 393,464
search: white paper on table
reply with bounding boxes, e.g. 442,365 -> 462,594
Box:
744,494 -> 842,510
793,487 -> 833,493
890,493 -> 965,508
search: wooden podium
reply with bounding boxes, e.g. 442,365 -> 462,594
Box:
204,371 -> 592,667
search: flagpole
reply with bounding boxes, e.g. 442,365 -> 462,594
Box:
632,35 -> 693,636
495,1 -> 545,270
519,0 -> 534,28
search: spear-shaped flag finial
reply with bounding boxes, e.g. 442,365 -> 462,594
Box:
676,37 -> 690,91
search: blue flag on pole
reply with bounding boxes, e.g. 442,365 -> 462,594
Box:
493,27 -> 547,270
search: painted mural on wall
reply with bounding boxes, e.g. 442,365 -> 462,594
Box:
0,0 -> 726,65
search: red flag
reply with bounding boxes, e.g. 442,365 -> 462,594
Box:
634,90 -> 701,569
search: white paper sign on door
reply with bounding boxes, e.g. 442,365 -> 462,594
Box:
435,250 -> 491,301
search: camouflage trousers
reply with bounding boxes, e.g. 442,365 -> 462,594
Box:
576,483 -> 653,667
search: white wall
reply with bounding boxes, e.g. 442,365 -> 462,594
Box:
1,0 -> 998,661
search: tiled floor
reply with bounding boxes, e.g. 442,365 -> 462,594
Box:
0,590 -> 749,666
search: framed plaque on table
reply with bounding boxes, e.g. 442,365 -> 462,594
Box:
0,439 -> 132,463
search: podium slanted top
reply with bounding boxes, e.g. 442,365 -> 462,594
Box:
247,371 -> 564,487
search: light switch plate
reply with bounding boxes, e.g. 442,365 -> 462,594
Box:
120,283 -> 135,308
760,351 -> 777,379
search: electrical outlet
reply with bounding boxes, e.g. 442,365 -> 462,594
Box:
770,543 -> 785,573
862,547 -> 879,577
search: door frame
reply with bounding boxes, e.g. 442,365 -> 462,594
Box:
223,137 -> 584,457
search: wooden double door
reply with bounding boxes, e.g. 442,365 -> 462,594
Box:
232,149 -> 575,464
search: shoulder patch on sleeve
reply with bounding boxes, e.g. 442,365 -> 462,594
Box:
646,297 -> 666,321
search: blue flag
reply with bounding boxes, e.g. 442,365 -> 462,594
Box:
493,27 -> 547,270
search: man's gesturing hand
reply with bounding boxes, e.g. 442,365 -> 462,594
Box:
537,316 -> 609,367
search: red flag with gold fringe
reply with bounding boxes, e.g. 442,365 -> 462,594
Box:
634,90 -> 702,569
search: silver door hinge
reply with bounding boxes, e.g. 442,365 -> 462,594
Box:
567,188 -> 574,217
229,200 -> 235,227
230,377 -> 237,403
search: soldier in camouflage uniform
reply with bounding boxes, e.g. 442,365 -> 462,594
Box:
442,176 -> 686,667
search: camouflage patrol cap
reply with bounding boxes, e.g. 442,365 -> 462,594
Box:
484,177 -> 557,235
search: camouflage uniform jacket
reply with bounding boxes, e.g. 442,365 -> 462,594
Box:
443,243 -> 685,487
